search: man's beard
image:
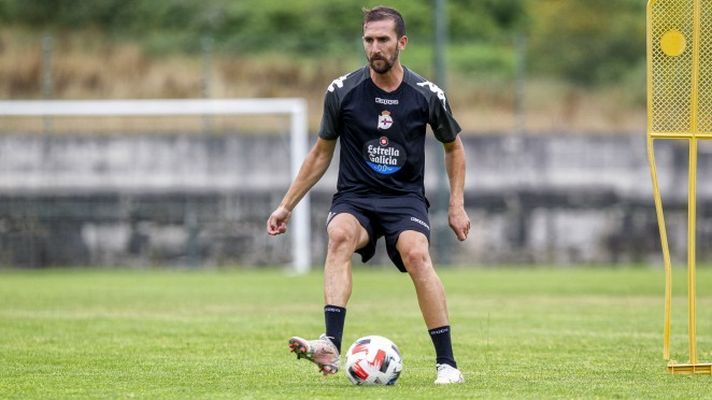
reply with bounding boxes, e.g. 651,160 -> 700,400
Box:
369,48 -> 399,74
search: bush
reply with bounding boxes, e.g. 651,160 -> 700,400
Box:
0,0 -> 646,86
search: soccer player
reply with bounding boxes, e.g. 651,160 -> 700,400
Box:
266,6 -> 469,384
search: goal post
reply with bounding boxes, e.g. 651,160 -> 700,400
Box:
0,98 -> 312,273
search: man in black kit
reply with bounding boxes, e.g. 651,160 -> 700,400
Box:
267,5 -> 469,384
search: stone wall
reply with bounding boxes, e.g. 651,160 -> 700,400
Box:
0,132 -> 704,267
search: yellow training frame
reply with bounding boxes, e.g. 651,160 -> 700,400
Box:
647,0 -> 712,374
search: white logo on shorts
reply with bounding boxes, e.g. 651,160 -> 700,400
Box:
410,216 -> 430,231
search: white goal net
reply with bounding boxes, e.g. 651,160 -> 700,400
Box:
0,98 -> 311,273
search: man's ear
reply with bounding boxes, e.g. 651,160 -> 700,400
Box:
399,35 -> 408,50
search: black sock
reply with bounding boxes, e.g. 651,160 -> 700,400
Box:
324,305 -> 346,353
429,325 -> 457,368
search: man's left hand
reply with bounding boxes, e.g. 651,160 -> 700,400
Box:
448,205 -> 471,241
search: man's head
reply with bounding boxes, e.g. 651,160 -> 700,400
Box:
363,6 -> 406,38
362,6 -> 408,75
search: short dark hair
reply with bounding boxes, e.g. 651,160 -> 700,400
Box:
362,6 -> 406,38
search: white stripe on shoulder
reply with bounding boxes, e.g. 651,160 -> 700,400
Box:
416,80 -> 447,108
327,74 -> 349,92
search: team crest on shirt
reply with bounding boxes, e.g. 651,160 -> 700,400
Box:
377,110 -> 393,130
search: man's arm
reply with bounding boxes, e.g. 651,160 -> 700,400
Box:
443,136 -> 470,241
266,138 -> 336,236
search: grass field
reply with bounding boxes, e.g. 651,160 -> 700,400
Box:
1,266 -> 711,399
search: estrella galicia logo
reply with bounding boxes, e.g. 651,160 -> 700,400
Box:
377,110 -> 393,130
363,136 -> 407,175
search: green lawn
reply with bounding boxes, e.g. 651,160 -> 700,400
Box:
1,267 -> 711,399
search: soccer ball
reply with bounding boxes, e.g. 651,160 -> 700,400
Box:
344,335 -> 403,385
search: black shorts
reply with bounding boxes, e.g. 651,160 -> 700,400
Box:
326,193 -> 431,272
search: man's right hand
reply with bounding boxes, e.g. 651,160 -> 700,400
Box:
267,206 -> 291,236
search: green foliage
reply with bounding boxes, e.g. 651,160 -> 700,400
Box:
527,0 -> 645,86
0,0 -> 526,52
0,0 -> 647,86
399,42 -> 515,81
449,0 -> 528,43
450,43 -> 515,78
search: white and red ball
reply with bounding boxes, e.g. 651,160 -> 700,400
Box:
344,335 -> 403,385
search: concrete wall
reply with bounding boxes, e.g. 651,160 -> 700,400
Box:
0,132 -> 705,267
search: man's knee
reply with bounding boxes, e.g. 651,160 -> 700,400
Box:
328,225 -> 357,249
397,232 -> 433,275
327,214 -> 364,253
401,246 -> 430,272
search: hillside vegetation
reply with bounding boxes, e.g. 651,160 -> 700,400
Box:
0,0 -> 646,133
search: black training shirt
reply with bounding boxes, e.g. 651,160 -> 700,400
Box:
318,66 -> 461,199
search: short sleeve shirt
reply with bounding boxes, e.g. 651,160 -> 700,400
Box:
318,66 -> 461,199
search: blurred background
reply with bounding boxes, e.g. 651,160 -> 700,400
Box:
0,0 -> 697,269
0,0 -> 646,131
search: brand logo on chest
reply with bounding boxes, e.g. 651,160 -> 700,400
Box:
375,97 -> 399,105
362,136 -> 407,175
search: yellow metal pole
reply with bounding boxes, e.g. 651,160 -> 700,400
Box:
647,137 -> 674,360
646,1 -> 673,361
688,0 -> 701,366
687,138 -> 698,365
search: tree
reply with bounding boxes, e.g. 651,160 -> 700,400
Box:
526,0 -> 645,86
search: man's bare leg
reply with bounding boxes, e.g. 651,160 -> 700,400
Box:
397,230 -> 464,384
323,213 -> 369,307
397,230 -> 449,329
289,213 -> 368,375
